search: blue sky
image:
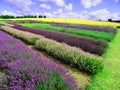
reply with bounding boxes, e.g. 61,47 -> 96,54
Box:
0,0 -> 120,20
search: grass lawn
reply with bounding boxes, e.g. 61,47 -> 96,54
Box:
87,28 -> 120,90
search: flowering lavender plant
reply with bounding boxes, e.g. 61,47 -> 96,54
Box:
0,30 -> 78,90
14,25 -> 106,55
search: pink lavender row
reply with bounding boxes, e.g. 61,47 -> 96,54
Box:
51,23 -> 117,33
14,25 -> 106,55
0,30 -> 79,90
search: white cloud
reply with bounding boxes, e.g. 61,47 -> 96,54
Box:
91,9 -> 120,20
39,0 -> 48,2
51,0 -> 65,7
1,10 -> 17,16
40,4 -> 51,9
89,9 -> 110,20
0,10 -> 42,17
81,0 -> 102,8
44,8 -> 120,20
111,13 -> 120,20
44,12 -> 53,17
80,9 -> 120,20
44,8 -> 79,18
30,11 -> 41,16
64,3 -> 73,11
115,0 -> 119,2
39,0 -> 65,7
53,9 -> 63,15
4,0 -> 33,11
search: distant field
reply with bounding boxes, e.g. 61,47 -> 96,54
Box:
20,23 -> 116,41
0,19 -> 120,90
0,18 -> 120,27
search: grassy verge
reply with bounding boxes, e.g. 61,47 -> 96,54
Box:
87,28 -> 120,90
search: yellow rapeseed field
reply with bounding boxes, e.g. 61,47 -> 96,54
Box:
1,18 -> 120,27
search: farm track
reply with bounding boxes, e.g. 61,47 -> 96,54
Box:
0,26 -> 91,89
87,28 -> 120,90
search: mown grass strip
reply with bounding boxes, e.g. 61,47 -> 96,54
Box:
87,28 -> 120,90
50,22 -> 117,33
1,26 -> 103,74
21,23 -> 115,41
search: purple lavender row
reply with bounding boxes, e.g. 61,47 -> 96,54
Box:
0,23 -> 4,26
6,20 -> 117,33
14,25 -> 106,55
6,22 -> 109,48
0,30 -> 78,90
51,23 -> 117,33
7,20 -> 41,24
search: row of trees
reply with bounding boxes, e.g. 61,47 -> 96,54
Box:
0,15 -> 47,19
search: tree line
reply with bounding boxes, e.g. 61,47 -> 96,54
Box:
0,15 -> 47,19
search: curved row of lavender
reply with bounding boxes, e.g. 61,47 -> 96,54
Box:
51,22 -> 117,33
14,25 -> 106,55
0,23 -> 4,26
8,21 -> 109,48
7,20 -> 40,24
8,20 -> 117,33
0,30 -> 79,90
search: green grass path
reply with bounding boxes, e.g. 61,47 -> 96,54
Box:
87,29 -> 120,90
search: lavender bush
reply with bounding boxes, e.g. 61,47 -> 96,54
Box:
62,32 -> 109,48
13,25 -> 106,55
35,38 -> 104,74
0,30 -> 78,90
0,30 -> 32,68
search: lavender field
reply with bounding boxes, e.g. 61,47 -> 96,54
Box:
1,0 -> 120,89
0,30 -> 78,89
0,19 -> 120,90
